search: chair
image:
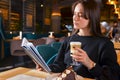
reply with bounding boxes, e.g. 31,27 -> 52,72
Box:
50,42 -> 62,51
10,40 -> 28,67
36,44 -> 58,65
0,16 -> 13,58
32,38 -> 46,47
114,42 -> 120,65
47,53 -> 58,64
0,17 -> 5,40
59,36 -> 66,42
0,16 -> 7,59
41,37 -> 56,44
114,42 -> 120,50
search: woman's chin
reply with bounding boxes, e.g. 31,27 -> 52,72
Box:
74,27 -> 80,29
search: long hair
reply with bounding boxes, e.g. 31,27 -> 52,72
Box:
71,0 -> 102,37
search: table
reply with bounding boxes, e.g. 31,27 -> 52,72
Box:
1,39 -> 20,59
0,67 -> 94,80
0,67 -> 49,80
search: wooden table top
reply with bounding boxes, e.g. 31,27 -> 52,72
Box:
0,67 -> 31,79
0,67 -> 95,80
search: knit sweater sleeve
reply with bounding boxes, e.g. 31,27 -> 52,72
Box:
89,40 -> 119,80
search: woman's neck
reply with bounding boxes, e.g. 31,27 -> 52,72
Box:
78,29 -> 92,36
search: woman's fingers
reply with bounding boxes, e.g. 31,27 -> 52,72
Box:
71,48 -> 95,69
36,64 -> 44,71
71,48 -> 88,63
36,65 -> 42,71
32,59 -> 44,71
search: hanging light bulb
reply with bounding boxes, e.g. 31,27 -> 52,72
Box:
106,0 -> 118,5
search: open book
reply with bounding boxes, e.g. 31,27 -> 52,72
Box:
21,37 -> 51,73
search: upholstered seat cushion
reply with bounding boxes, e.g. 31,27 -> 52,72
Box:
13,50 -> 26,56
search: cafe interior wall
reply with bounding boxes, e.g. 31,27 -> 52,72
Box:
0,0 -> 118,34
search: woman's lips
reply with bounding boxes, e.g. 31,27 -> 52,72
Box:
74,22 -> 79,26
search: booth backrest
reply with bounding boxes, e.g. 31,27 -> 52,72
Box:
36,44 -> 58,64
0,17 -> 5,40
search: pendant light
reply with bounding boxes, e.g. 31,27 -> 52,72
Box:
106,0 -> 118,5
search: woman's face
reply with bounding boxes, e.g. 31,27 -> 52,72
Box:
73,3 -> 89,30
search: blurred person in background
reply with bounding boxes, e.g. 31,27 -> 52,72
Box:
100,21 -> 111,37
109,20 -> 120,41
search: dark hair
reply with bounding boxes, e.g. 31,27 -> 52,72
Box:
71,0 -> 102,37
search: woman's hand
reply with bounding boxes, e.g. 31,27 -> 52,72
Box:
71,48 -> 95,69
33,60 -> 43,71
36,64 -> 43,71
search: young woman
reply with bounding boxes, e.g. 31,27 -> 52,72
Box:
36,0 -> 120,79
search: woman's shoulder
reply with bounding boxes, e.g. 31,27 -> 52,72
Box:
98,36 -> 111,42
96,36 -> 113,46
63,34 -> 113,44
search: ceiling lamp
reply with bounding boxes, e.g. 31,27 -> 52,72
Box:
52,12 -> 61,16
106,0 -> 118,5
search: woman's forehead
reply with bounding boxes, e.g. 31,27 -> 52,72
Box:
74,3 -> 84,13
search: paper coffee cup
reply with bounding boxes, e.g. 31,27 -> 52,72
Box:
70,42 -> 81,53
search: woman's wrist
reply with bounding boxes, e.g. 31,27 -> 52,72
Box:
88,61 -> 96,70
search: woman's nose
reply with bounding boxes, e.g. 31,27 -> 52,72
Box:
73,15 -> 80,21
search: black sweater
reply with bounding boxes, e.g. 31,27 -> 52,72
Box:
49,34 -> 120,80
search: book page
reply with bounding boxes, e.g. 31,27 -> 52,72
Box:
6,74 -> 45,80
21,37 -> 51,73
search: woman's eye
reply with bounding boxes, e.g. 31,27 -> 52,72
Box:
73,12 -> 86,18
78,13 -> 84,18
